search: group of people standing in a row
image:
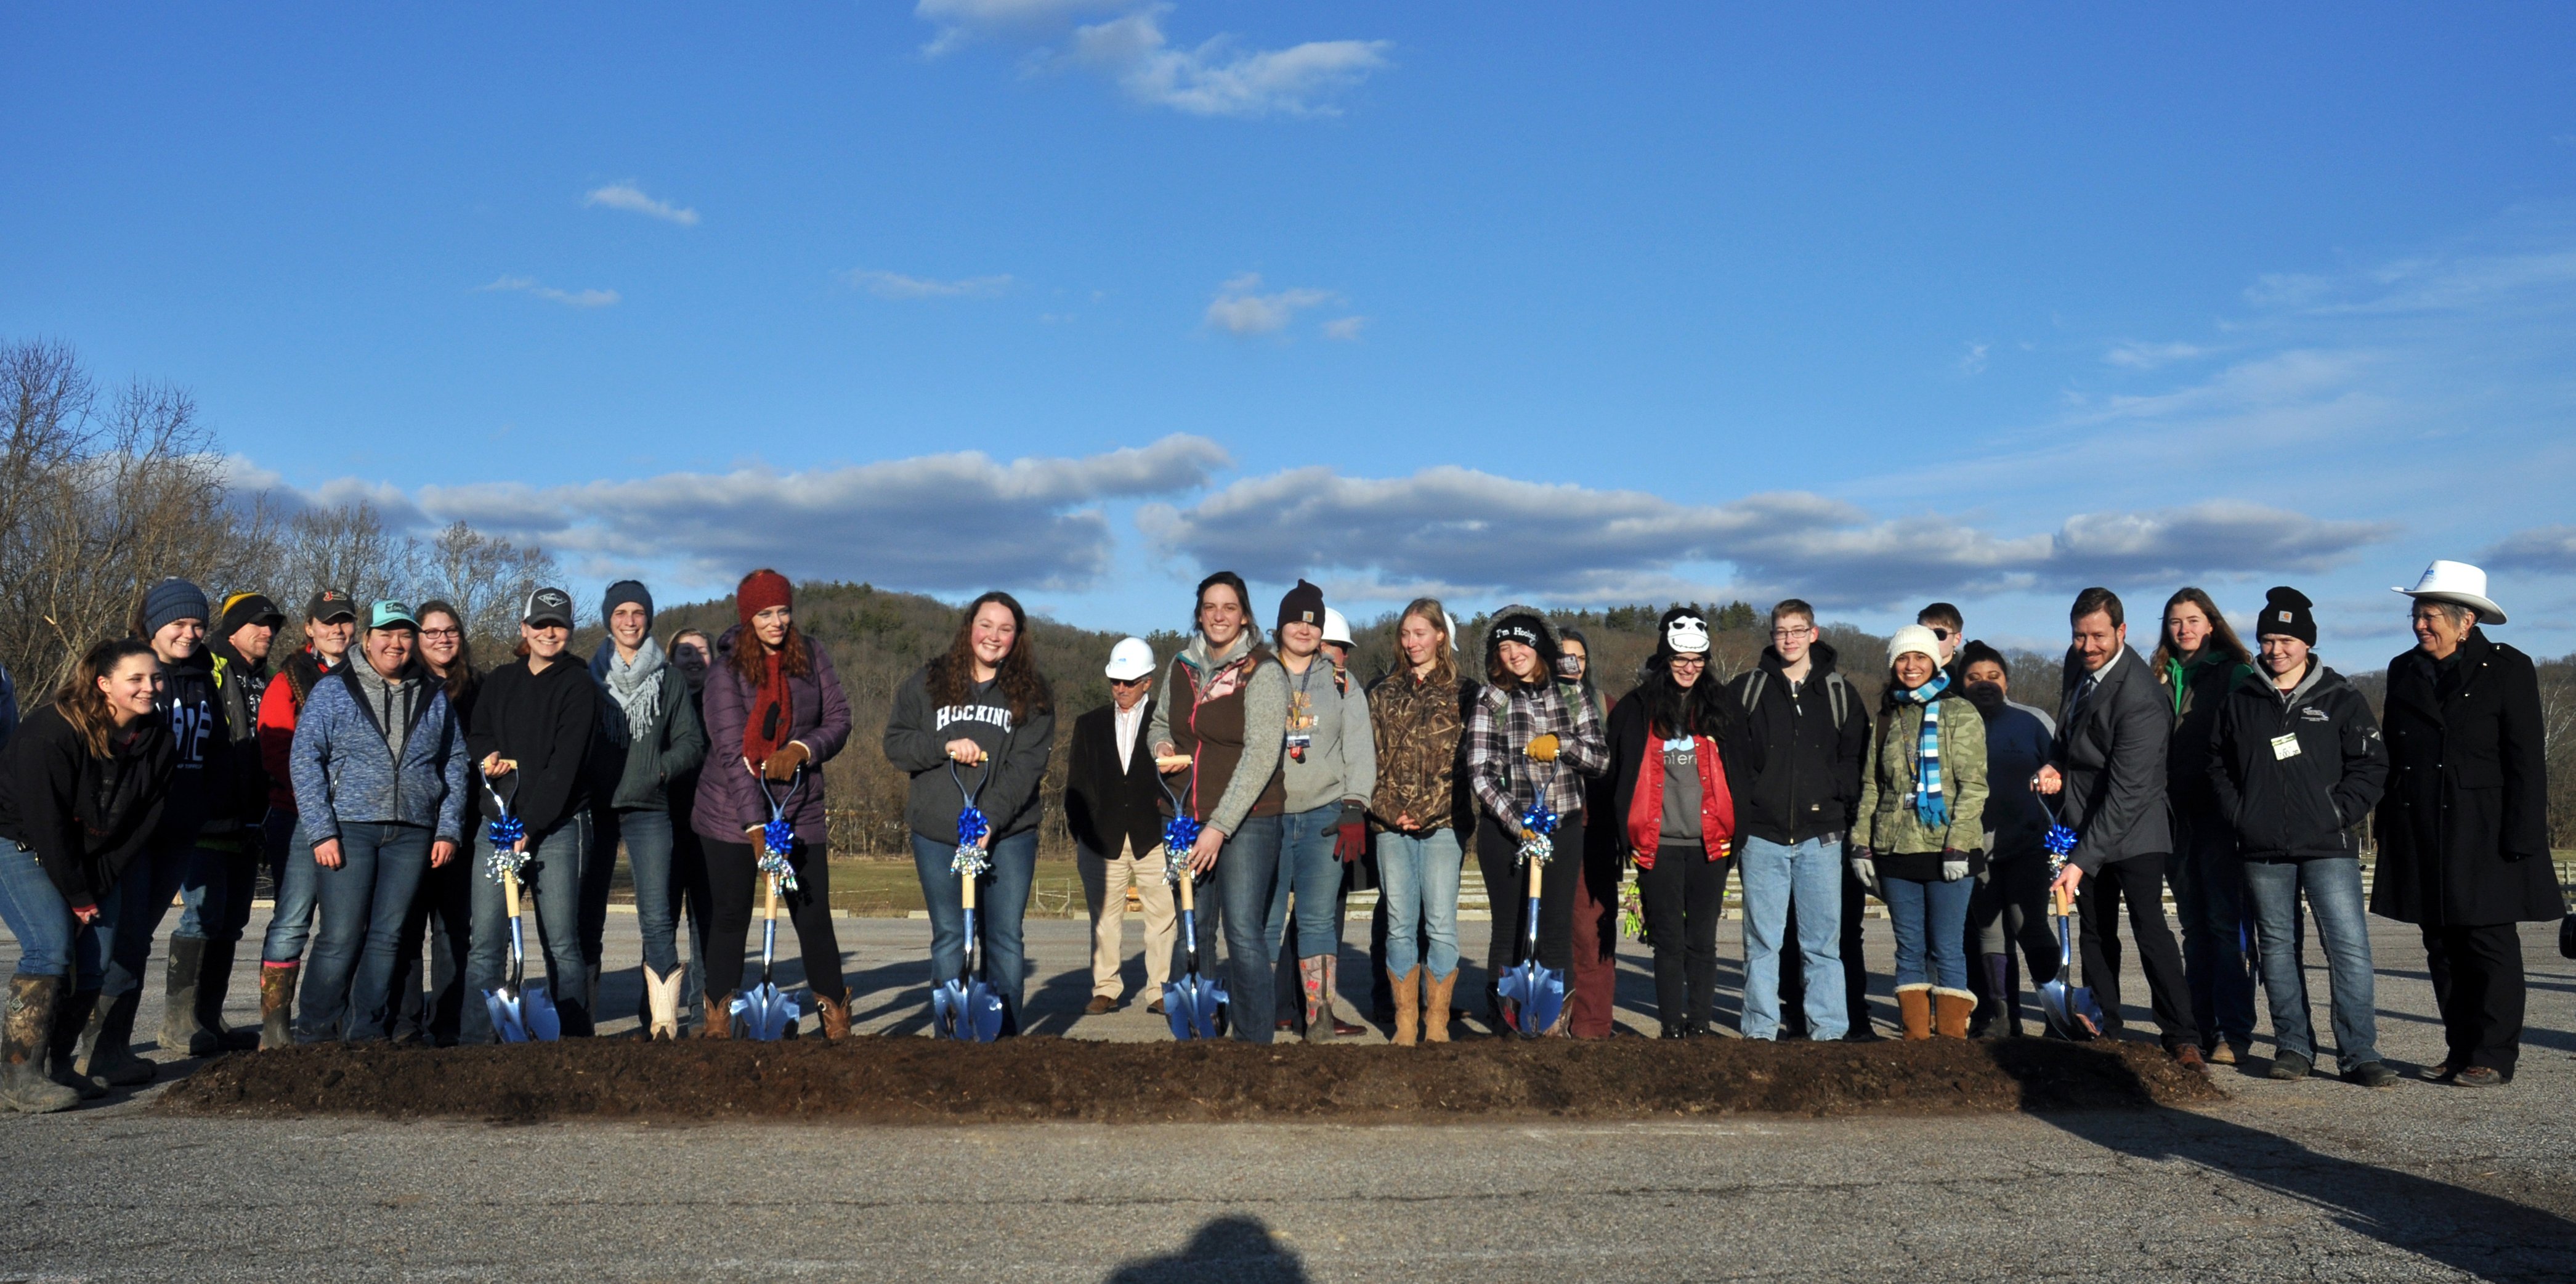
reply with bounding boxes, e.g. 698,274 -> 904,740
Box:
0,556 -> 2560,1112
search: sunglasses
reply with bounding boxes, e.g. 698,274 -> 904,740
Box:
1109,676 -> 1149,688
1929,627 -> 1954,641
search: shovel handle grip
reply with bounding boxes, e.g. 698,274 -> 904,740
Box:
503,866 -> 523,920
1526,855 -> 1544,897
764,872 -> 781,923
1175,870 -> 1194,914
2052,884 -> 2072,918
961,867 -> 979,911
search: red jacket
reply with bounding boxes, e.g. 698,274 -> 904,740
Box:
257,649 -> 338,812
1621,731 -> 1737,869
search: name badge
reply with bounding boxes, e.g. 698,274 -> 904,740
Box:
1285,730 -> 1313,763
2270,733 -> 2302,761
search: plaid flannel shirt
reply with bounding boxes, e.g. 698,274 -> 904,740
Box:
1466,678 -> 1607,823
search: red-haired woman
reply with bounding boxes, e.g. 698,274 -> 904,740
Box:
691,571 -> 854,1038
885,591 -> 1056,1036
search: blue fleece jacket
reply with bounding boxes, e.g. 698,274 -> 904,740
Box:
290,664 -> 469,848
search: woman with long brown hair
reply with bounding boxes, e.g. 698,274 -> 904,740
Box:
0,639 -> 172,1111
2151,585 -> 2259,1065
691,571 -> 853,1038
885,591 -> 1056,1036
1367,597 -> 1475,1044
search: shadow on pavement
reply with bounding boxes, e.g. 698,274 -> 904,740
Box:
1102,1215 -> 1309,1284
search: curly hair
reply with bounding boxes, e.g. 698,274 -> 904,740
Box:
930,590 -> 1053,720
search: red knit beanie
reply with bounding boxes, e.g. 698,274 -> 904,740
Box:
737,569 -> 792,625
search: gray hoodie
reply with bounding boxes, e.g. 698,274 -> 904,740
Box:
1146,628 -> 1289,837
1275,650 -> 1375,815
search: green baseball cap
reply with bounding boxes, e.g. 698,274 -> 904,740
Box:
367,600 -> 418,631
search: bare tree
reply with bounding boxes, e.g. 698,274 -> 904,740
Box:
418,520 -> 559,652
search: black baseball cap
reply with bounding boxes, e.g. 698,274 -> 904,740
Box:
522,587 -> 575,629
305,588 -> 357,623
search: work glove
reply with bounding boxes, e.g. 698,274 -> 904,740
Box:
1333,802 -> 1368,863
1942,849 -> 1969,882
1847,848 -> 1879,895
762,741 -> 810,781
1522,733 -> 1560,762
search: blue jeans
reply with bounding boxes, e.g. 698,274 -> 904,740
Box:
2242,857 -> 2378,1068
1377,828 -> 1462,978
102,841 -> 195,998
299,821 -> 434,1041
463,811 -> 593,1042
1268,804 -> 1347,959
1738,835 -> 1850,1040
598,808 -> 692,979
0,842 -> 118,987
1178,813 -> 1285,1044
176,835 -> 261,944
260,816 -> 321,965
913,829 -> 1039,1034
1882,872 -> 1974,990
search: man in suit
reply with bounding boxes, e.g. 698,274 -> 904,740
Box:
1066,637 -> 1178,1015
2037,587 -> 2205,1066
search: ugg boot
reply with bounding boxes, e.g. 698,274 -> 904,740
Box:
1298,956 -> 1333,1044
1896,983 -> 1934,1041
193,939 -> 260,1053
1933,987 -> 1975,1039
48,989 -> 105,1099
75,990 -> 156,1085
1,975 -> 79,1114
702,993 -> 735,1038
1389,967 -> 1421,1047
259,963 -> 298,1050
158,935 -> 211,1055
1424,970 -> 1456,1043
816,992 -> 851,1041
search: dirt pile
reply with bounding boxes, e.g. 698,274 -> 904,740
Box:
157,1036 -> 2220,1124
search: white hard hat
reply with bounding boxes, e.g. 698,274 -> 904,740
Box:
1104,636 -> 1156,681
1321,607 -> 1353,647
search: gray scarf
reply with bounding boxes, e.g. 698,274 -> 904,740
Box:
595,637 -> 666,747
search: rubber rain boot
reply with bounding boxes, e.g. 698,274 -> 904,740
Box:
48,989 -> 106,1099
1896,983 -> 1934,1041
1,975 -> 80,1114
75,990 -> 156,1086
1424,971 -> 1456,1044
1934,988 -> 1975,1039
1388,967 -> 1420,1047
158,935 -> 211,1055
259,962 -> 298,1051
1298,956 -> 1332,1043
195,938 -> 261,1053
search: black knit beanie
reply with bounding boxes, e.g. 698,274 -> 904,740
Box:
2258,586 -> 2316,646
1275,579 -> 1326,632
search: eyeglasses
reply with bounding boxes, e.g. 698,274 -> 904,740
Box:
418,628 -> 461,641
1771,626 -> 1813,640
1668,655 -> 1707,668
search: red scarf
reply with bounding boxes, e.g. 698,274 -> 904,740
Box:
743,647 -> 794,768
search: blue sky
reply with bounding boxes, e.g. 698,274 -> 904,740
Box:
8,3 -> 2575,662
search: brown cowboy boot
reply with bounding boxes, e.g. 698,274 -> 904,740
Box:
1423,970 -> 1456,1043
259,963 -> 298,1051
1389,967 -> 1421,1046
816,992 -> 851,1041
701,994 -> 735,1038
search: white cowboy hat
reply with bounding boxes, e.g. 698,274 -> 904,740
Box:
2394,559 -> 2507,625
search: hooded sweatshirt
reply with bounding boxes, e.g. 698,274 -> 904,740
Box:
0,705 -> 174,909
208,636 -> 271,824
467,654 -> 599,835
1723,641 -> 1871,846
290,656 -> 468,847
883,663 -> 1056,843
150,649 -> 235,847
1275,649 -> 1375,815
1146,628 -> 1289,837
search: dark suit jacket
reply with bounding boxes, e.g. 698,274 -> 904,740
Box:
1064,697 -> 1164,859
2051,645 -> 2171,874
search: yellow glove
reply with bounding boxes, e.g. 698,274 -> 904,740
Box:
1523,733 -> 1560,762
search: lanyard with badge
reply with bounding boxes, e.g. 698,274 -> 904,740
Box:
1285,659 -> 1317,763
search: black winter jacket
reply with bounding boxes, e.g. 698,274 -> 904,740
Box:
467,657 -> 599,834
0,706 -> 175,908
2205,661 -> 2387,863
1723,644 -> 1869,845
2370,630 -> 2565,926
150,649 -> 235,846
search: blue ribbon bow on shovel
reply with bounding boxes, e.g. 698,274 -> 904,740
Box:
2035,793 -> 2104,1041
480,775 -> 560,1042
1158,764 -> 1228,1041
930,758 -> 1006,1042
732,765 -> 806,1040
1497,765 -> 1566,1038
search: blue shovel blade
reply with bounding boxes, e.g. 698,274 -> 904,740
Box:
1499,961 -> 1565,1038
1162,975 -> 1228,1040
485,987 -> 527,1043
931,981 -> 962,1038
521,981 -> 562,1041
933,978 -> 1003,1042
964,979 -> 1005,1042
734,983 -> 798,1041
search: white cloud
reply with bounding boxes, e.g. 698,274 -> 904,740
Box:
1958,342 -> 1990,375
1321,316 -> 1367,341
243,436 -> 1231,593
843,269 -> 1015,300
918,0 -> 1391,118
1141,466 -> 2394,610
476,276 -> 621,309
2104,339 -> 2208,370
1203,272 -> 1335,336
582,182 -> 700,227
2485,524 -> 2576,575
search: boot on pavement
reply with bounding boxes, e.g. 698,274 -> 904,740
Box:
1298,956 -> 1333,1044
1,975 -> 80,1114
193,938 -> 261,1053
1388,967 -> 1421,1046
158,935 -> 213,1055
1896,983 -> 1934,1041
1424,970 -> 1456,1043
76,989 -> 156,1085
816,991 -> 851,1041
48,988 -> 105,1099
259,962 -> 299,1050
701,994 -> 735,1038
1933,987 -> 1975,1039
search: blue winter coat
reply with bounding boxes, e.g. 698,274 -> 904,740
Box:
290,664 -> 469,848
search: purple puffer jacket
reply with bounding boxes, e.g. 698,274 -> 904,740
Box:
691,626 -> 853,847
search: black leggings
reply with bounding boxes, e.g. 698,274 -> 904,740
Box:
1637,846 -> 1729,1028
704,837 -> 846,1004
1476,811 -> 1584,983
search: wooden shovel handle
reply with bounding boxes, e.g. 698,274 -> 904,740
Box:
1175,869 -> 1194,914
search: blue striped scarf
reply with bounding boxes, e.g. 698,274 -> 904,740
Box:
1898,670 -> 1951,827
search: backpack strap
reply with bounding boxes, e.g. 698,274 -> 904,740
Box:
1826,672 -> 1851,729
1737,669 -> 1769,716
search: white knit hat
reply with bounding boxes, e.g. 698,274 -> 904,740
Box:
1888,624 -> 1943,667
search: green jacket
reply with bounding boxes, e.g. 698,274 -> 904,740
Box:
1853,690 -> 1988,856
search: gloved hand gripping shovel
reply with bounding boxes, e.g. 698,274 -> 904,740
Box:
930,759 -> 1005,1041
1497,768 -> 1565,1038
731,767 -> 805,1040
1157,766 -> 1228,1041
480,776 -> 561,1042
2035,795 -> 2104,1041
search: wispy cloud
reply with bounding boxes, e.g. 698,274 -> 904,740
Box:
843,269 -> 1015,300
1204,272 -> 1335,336
2485,524 -> 2576,575
582,182 -> 700,227
918,0 -> 1391,118
1958,341 -> 1990,375
2104,339 -> 2208,369
476,275 -> 621,309
1321,316 -> 1367,342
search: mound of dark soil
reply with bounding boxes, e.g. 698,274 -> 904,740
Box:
156,1035 -> 2219,1124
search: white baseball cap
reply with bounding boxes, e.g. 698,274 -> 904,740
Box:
1321,607 -> 1353,647
1104,636 -> 1156,681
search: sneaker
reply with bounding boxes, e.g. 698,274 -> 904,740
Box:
2267,1051 -> 2311,1081
2455,1066 -> 2506,1087
2343,1061 -> 2397,1088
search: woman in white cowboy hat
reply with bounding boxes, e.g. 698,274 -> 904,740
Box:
2372,561 -> 2566,1087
